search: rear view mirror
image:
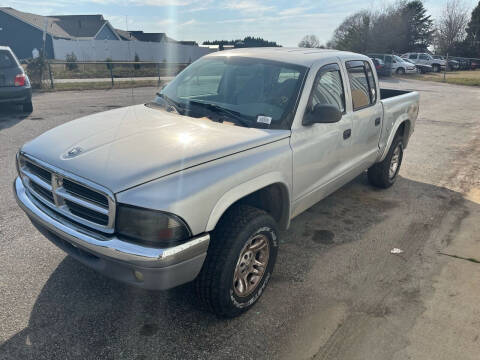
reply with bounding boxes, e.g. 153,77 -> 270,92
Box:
303,104 -> 342,125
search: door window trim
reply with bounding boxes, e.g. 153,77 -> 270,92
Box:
304,63 -> 346,120
345,60 -> 377,111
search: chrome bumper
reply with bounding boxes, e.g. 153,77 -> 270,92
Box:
14,177 -> 210,289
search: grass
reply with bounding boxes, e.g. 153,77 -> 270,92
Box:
411,70 -> 480,87
37,80 -> 161,92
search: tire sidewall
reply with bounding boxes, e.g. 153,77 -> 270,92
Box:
219,219 -> 278,314
386,138 -> 404,184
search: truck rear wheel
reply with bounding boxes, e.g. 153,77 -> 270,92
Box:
194,205 -> 278,318
368,136 -> 404,188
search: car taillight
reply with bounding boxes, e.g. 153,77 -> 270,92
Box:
14,74 -> 26,87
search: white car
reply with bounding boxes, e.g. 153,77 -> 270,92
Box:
391,55 -> 417,75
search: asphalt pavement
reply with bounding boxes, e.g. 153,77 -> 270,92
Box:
0,79 -> 479,360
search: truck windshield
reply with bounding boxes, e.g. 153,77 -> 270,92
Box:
153,56 -> 307,129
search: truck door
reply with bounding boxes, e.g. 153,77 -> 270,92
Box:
290,63 -> 354,213
344,60 -> 383,168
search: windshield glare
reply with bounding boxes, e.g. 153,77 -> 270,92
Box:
156,56 -> 307,129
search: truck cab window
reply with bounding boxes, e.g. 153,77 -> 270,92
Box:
310,67 -> 345,113
346,61 -> 372,110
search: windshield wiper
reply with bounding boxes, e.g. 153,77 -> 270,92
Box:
187,100 -> 251,127
156,92 -> 182,114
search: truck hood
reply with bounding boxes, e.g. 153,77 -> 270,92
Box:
22,104 -> 290,193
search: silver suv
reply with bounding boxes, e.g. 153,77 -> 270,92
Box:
401,52 -> 446,72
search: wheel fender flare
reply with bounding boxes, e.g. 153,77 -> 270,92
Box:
379,118 -> 411,162
205,172 -> 291,232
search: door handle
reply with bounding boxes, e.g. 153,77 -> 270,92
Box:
375,117 -> 381,126
343,129 -> 351,140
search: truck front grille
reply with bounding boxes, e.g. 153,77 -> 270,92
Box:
18,154 -> 115,233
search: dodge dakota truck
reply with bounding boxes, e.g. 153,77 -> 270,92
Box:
14,48 -> 419,317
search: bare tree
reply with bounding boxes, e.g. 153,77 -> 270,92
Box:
436,0 -> 469,54
298,35 -> 320,48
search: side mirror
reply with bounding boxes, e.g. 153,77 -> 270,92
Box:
303,104 -> 342,126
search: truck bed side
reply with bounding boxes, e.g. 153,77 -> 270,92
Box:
377,88 -> 420,162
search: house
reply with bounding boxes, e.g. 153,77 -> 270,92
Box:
0,7 -> 121,59
115,29 -> 179,43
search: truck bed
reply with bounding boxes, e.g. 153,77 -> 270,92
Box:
377,88 -> 420,162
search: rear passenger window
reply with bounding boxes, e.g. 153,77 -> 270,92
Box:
0,51 -> 15,69
309,64 -> 345,113
409,54 -> 417,60
346,60 -> 376,110
419,54 -> 429,60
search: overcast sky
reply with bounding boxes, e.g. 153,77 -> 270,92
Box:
3,0 -> 479,45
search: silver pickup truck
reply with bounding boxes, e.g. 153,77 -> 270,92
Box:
14,48 -> 419,317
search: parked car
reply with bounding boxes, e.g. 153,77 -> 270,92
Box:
371,57 -> 390,77
368,54 -> 415,75
452,57 -> 470,70
401,52 -> 445,72
391,55 -> 417,75
0,46 -> 32,112
404,58 -> 431,73
14,49 -> 419,317
470,59 -> 480,70
367,54 -> 392,76
432,55 -> 459,71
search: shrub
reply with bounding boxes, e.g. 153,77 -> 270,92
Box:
26,56 -> 47,88
134,53 -> 140,70
66,52 -> 78,71
105,57 -> 114,70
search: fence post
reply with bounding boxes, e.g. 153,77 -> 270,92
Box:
110,66 -> 114,87
444,54 -> 448,82
157,63 -> 161,88
47,60 -> 54,89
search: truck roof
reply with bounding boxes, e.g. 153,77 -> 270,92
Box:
206,47 -> 367,67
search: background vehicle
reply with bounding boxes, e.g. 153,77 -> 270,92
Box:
367,54 -> 392,76
14,49 -> 419,317
432,55 -> 459,71
0,46 -> 32,112
368,54 -> 416,75
404,58 -> 431,73
371,57 -> 389,77
401,52 -> 445,72
391,55 -> 417,74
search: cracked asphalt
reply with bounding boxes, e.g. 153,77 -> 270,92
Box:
1,78 -> 479,360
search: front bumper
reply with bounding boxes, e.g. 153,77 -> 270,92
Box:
14,177 -> 210,290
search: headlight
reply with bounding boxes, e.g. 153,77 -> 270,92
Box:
116,204 -> 191,245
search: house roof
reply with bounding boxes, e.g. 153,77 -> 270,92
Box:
0,7 -> 116,39
49,15 -> 108,38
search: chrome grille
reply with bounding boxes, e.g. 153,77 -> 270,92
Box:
18,154 -> 115,233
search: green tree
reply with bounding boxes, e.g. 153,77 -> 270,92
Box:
298,35 -> 320,48
402,0 -> 435,51
465,1 -> 480,56
331,11 -> 372,53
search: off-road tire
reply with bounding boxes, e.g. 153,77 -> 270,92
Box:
23,101 -> 33,113
368,136 -> 404,188
194,205 -> 278,318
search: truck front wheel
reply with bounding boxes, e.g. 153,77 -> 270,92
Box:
368,136 -> 404,188
195,205 -> 278,317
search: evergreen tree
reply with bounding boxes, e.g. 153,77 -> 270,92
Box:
465,1 -> 480,56
402,1 -> 435,51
